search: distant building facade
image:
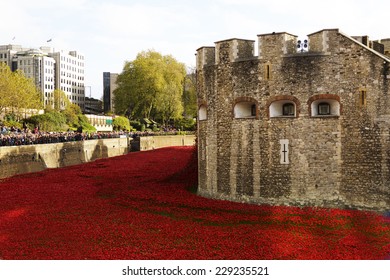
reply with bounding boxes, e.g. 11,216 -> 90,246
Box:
84,97 -> 103,115
49,49 -> 85,110
0,44 -> 85,110
196,29 -> 390,212
84,114 -> 113,132
103,72 -> 118,113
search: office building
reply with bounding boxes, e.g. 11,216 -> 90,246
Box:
0,44 -> 85,110
103,72 -> 118,113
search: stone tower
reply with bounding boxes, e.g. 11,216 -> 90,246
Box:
196,29 -> 390,211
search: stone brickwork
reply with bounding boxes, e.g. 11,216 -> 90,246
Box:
0,138 -> 129,179
196,29 -> 390,212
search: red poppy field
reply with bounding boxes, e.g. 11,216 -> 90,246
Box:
0,146 -> 389,260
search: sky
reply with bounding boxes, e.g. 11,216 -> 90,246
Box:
2,0 -> 389,99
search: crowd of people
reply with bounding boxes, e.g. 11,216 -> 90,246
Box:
0,125 -> 126,147
0,125 -> 196,147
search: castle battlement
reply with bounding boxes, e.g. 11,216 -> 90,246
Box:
196,46 -> 215,69
215,38 -> 255,64
197,29 -> 389,69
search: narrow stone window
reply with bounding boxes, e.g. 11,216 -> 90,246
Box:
264,63 -> 271,80
266,65 -> 270,80
360,90 -> 367,106
318,102 -> 330,115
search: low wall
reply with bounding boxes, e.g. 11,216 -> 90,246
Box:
0,135 -> 196,179
0,138 -> 129,179
135,135 -> 196,151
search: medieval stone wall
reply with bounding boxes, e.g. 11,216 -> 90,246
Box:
196,29 -> 390,211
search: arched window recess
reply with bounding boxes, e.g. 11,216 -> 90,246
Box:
308,94 -> 341,117
198,104 -> 207,121
233,97 -> 258,119
267,96 -> 300,118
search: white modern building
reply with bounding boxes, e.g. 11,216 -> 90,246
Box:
50,49 -> 85,110
0,44 -> 20,66
13,48 -> 56,108
0,44 -> 85,110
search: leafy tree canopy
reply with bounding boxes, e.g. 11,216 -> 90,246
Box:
182,71 -> 197,118
25,101 -> 96,133
113,50 -> 186,126
0,63 -> 42,120
112,116 -> 131,131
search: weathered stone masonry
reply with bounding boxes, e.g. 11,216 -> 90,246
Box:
196,29 -> 390,211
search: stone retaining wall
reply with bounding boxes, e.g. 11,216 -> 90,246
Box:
132,135 -> 196,151
0,138 -> 129,179
0,135 -> 196,179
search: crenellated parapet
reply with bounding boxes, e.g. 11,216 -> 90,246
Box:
196,46 -> 215,69
257,32 -> 298,59
196,34 -> 297,68
196,32 -> 302,69
307,29 -> 339,54
196,38 -> 256,68
196,29 -> 390,71
215,38 -> 255,64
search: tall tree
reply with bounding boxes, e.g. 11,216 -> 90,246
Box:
156,81 -> 183,126
0,63 -> 42,120
155,55 -> 186,125
53,89 -> 70,111
114,50 -> 186,125
0,63 -> 13,116
182,70 -> 197,118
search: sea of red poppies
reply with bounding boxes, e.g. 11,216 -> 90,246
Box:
0,146 -> 389,259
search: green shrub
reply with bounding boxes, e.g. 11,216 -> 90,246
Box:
113,116 -> 131,131
175,117 -> 196,131
77,114 -> 96,133
26,111 -> 67,131
130,121 -> 142,131
24,110 -> 96,133
2,120 -> 22,129
5,113 -> 17,122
